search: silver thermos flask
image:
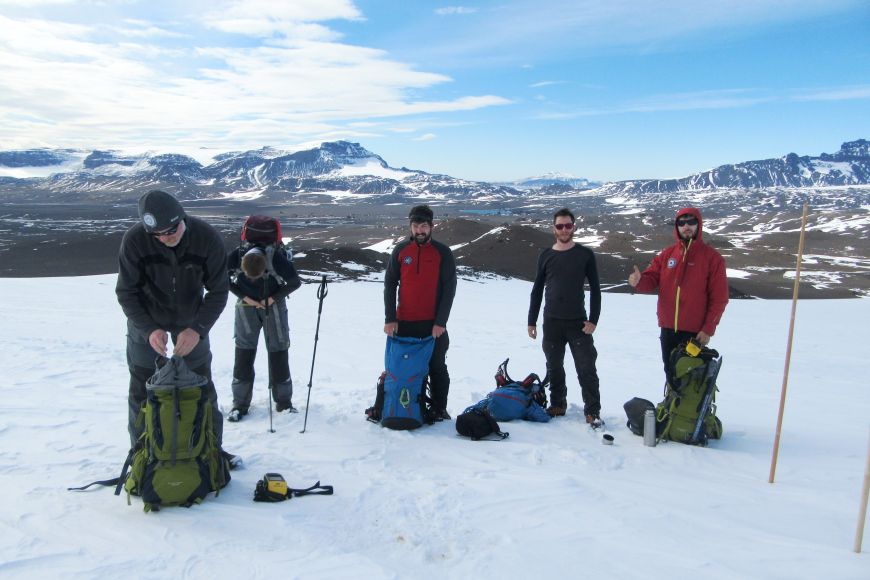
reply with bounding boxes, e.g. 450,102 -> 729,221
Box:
643,409 -> 657,447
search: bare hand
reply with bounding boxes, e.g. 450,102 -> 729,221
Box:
628,265 -> 641,288
243,296 -> 265,308
149,329 -> 168,357
695,331 -> 711,346
173,328 -> 201,357
432,325 -> 446,338
583,321 -> 596,335
384,322 -> 397,336
528,325 -> 537,339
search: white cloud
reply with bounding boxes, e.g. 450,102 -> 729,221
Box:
0,7 -> 510,151
413,133 -> 436,141
435,6 -> 478,16
529,80 -> 564,88
790,84 -> 870,102
0,0 -> 74,5
622,89 -> 775,113
204,0 -> 363,37
111,20 -> 188,39
532,88 -> 776,119
419,0 -> 864,63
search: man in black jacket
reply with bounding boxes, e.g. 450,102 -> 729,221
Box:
527,208 -> 603,426
116,190 -> 229,446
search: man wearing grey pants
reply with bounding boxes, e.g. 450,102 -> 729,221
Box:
227,244 -> 301,421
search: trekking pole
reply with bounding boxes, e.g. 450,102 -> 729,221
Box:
768,202 -> 808,483
300,275 -> 328,434
854,427 -> 870,553
264,278 -> 275,433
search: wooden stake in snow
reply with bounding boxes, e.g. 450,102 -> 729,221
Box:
768,202 -> 809,484
854,429 -> 870,553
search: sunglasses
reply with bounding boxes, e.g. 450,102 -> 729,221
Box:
554,223 -> 574,231
676,217 -> 698,227
150,222 -> 181,237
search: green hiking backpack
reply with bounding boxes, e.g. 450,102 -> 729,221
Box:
656,343 -> 723,446
121,356 -> 230,512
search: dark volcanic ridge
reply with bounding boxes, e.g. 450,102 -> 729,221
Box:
1,201 -> 864,299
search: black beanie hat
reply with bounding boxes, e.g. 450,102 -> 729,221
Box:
138,190 -> 185,233
408,204 -> 434,224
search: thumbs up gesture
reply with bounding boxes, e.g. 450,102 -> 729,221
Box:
628,265 -> 641,287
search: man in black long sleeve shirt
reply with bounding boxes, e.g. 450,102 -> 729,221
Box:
527,208 -> 603,425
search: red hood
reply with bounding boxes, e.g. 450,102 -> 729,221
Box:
673,207 -> 704,243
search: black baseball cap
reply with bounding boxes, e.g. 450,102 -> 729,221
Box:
408,204 -> 434,224
138,190 -> 185,233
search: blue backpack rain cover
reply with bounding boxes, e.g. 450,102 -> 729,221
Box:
381,335 -> 435,430
464,359 -> 550,423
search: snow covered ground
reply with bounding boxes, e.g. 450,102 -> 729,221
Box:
0,275 -> 868,579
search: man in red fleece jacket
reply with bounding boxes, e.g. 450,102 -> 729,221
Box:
628,207 -> 729,379
383,205 -> 457,421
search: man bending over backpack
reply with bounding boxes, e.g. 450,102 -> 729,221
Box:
226,241 -> 301,421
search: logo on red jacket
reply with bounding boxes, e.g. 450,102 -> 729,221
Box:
403,256 -> 413,265
667,258 -> 677,269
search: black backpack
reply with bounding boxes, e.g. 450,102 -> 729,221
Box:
623,397 -> 656,436
455,409 -> 509,441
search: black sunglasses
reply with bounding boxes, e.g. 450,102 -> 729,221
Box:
554,223 -> 574,231
676,217 -> 698,227
150,222 -> 181,237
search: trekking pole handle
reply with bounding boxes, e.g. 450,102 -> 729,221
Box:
316,275 -> 328,312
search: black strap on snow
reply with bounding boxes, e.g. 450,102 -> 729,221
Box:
254,480 -> 334,502
289,481 -> 334,497
66,445 -> 137,494
67,477 -> 121,491
474,431 -> 510,442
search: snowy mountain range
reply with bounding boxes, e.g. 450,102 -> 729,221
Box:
1,140 -> 868,205
0,141 -> 520,203
501,172 -> 602,190
598,139 -> 870,194
1,139 -> 868,298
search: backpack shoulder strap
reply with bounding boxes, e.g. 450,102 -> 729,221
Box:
264,245 -> 286,286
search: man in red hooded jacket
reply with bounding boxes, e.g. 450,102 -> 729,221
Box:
628,207 -> 729,379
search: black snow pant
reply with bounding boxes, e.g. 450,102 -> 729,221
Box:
659,328 -> 697,385
397,320 -> 450,413
542,316 -> 601,416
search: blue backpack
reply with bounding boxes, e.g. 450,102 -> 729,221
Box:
380,335 -> 435,430
465,359 -> 551,423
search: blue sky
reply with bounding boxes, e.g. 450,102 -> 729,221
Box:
0,0 -> 868,182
